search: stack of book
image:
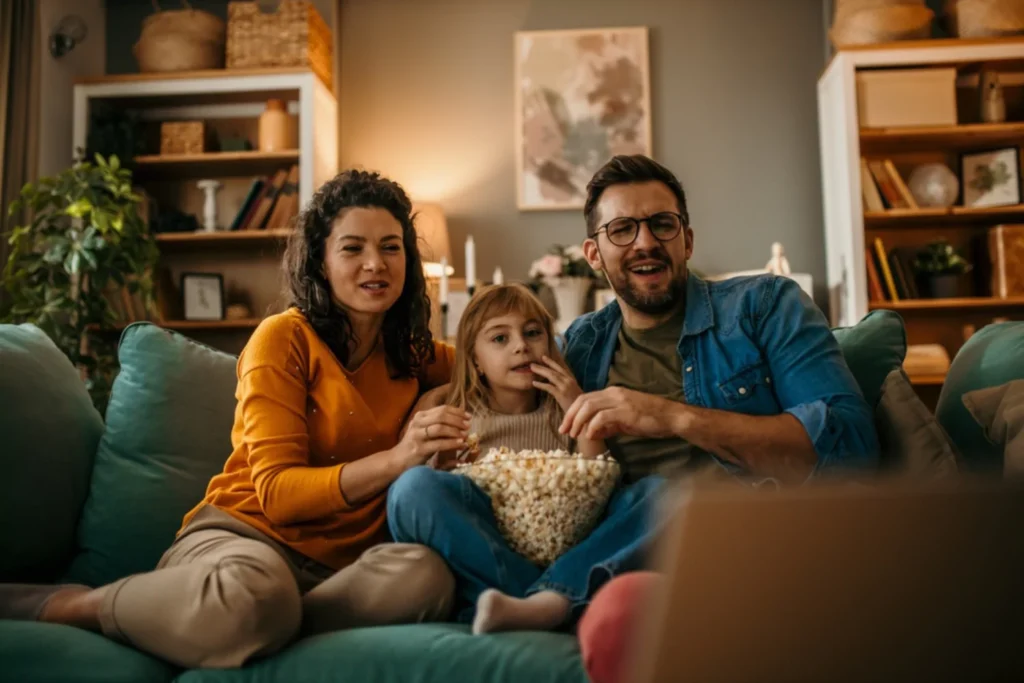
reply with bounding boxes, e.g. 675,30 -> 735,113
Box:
860,157 -> 919,211
228,164 -> 301,231
866,237 -> 919,302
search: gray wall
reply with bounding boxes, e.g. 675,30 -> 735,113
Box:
339,0 -> 830,304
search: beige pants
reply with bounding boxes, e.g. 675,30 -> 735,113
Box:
96,506 -> 454,669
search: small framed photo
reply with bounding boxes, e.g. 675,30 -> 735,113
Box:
181,273 -> 225,321
960,147 -> 1022,208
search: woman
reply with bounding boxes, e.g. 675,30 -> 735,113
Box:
2,170 -> 471,668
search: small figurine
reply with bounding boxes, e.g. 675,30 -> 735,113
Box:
980,70 -> 1006,124
765,242 -> 791,275
197,179 -> 222,232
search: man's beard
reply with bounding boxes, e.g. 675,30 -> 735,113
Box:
603,248 -> 687,316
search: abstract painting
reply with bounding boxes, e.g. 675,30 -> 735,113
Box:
515,27 -> 652,211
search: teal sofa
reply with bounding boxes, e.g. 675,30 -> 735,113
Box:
1,311 -> 1019,683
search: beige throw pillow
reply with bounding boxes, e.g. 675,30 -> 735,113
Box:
875,369 -> 959,479
962,380 -> 1024,478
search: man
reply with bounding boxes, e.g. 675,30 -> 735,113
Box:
561,153 -> 877,484
564,154 -> 878,683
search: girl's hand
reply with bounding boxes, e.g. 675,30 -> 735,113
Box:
392,405 -> 471,472
531,356 -> 583,412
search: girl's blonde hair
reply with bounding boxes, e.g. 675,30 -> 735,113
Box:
447,283 -> 565,414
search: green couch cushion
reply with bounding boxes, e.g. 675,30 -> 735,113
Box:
0,620 -> 177,683
831,310 -> 907,408
65,323 -> 239,587
176,624 -> 586,683
938,322 -> 1024,472
0,324 -> 102,582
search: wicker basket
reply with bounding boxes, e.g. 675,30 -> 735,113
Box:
945,0 -> 1024,38
831,3 -> 935,47
133,0 -> 226,73
160,121 -> 205,155
226,1 -> 333,86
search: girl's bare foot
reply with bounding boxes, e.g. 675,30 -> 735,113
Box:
38,585 -> 105,631
472,589 -> 570,634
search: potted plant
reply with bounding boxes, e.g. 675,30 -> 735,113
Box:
912,240 -> 972,299
2,154 -> 159,414
529,245 -> 601,334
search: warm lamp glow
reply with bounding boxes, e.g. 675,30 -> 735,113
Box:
412,202 -> 451,265
423,261 -> 455,279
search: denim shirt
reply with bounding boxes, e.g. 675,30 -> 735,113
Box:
562,273 -> 879,476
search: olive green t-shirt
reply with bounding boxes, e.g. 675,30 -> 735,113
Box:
605,308 -> 710,482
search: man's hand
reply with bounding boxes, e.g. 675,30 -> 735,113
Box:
560,387 -> 686,441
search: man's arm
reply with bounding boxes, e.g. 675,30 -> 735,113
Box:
562,278 -> 879,482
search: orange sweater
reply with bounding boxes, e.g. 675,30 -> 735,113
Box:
181,307 -> 454,570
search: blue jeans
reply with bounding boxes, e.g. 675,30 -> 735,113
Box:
386,466 -> 664,622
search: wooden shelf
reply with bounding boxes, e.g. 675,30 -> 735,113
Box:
132,150 -> 299,180
908,373 -> 946,387
76,67 -> 320,86
155,229 -> 293,248
839,36 -> 1024,54
860,121 -> 1024,150
865,205 -> 1024,227
869,296 -> 1024,311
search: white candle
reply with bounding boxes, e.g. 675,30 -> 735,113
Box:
492,267 -> 504,285
465,235 -> 476,291
439,257 -> 449,305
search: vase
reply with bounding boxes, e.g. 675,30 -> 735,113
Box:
545,276 -> 592,334
258,99 -> 297,152
921,273 -> 960,299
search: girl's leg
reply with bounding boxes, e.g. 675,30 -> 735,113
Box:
474,475 -> 666,633
3,528 -> 302,669
302,543 -> 455,634
387,466 -> 543,620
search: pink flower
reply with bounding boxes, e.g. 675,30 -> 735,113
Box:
529,253 -> 564,279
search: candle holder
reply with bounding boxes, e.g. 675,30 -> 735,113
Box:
441,302 -> 449,342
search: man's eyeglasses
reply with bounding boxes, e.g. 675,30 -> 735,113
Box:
592,212 -> 685,247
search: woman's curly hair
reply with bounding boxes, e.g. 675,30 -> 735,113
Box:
284,169 -> 434,379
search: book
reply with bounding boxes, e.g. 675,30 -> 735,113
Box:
229,178 -> 265,231
246,169 -> 289,231
868,160 -> 906,209
887,250 -> 911,299
883,159 -> 919,210
890,246 -> 921,299
860,158 -> 885,212
873,237 -> 900,301
865,246 -> 886,301
989,224 -> 1024,298
265,165 -> 300,230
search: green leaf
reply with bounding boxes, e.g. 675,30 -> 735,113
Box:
65,198 -> 92,218
65,251 -> 81,275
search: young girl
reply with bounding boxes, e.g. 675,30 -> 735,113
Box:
388,284 -> 659,635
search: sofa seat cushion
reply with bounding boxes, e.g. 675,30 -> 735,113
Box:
65,323 -> 239,587
937,321 -> 1024,473
0,324 -> 103,582
176,624 -> 587,683
0,620 -> 177,683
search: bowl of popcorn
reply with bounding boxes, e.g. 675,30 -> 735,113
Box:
453,447 -> 621,566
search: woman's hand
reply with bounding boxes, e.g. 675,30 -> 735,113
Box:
391,405 -> 471,473
400,384 -> 451,440
531,356 -> 583,412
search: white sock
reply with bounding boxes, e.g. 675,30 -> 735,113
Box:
472,588 -> 571,634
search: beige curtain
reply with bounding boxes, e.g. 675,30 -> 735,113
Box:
0,0 -> 40,306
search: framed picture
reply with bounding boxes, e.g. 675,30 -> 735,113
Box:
514,26 -> 652,211
960,147 -> 1022,208
181,273 -> 225,321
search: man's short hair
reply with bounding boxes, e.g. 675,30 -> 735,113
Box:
583,155 -> 690,237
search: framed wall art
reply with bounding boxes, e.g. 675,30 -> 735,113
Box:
514,26 -> 652,211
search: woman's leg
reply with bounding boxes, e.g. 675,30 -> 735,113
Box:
386,466 -> 543,619
302,543 -> 455,635
9,528 -> 303,669
473,475 -> 665,633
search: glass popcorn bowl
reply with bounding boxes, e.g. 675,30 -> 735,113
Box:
453,448 -> 621,566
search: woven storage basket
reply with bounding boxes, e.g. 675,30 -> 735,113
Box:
160,122 -> 205,155
226,1 -> 333,86
831,3 -> 935,47
945,0 -> 1024,38
133,0 -> 226,73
